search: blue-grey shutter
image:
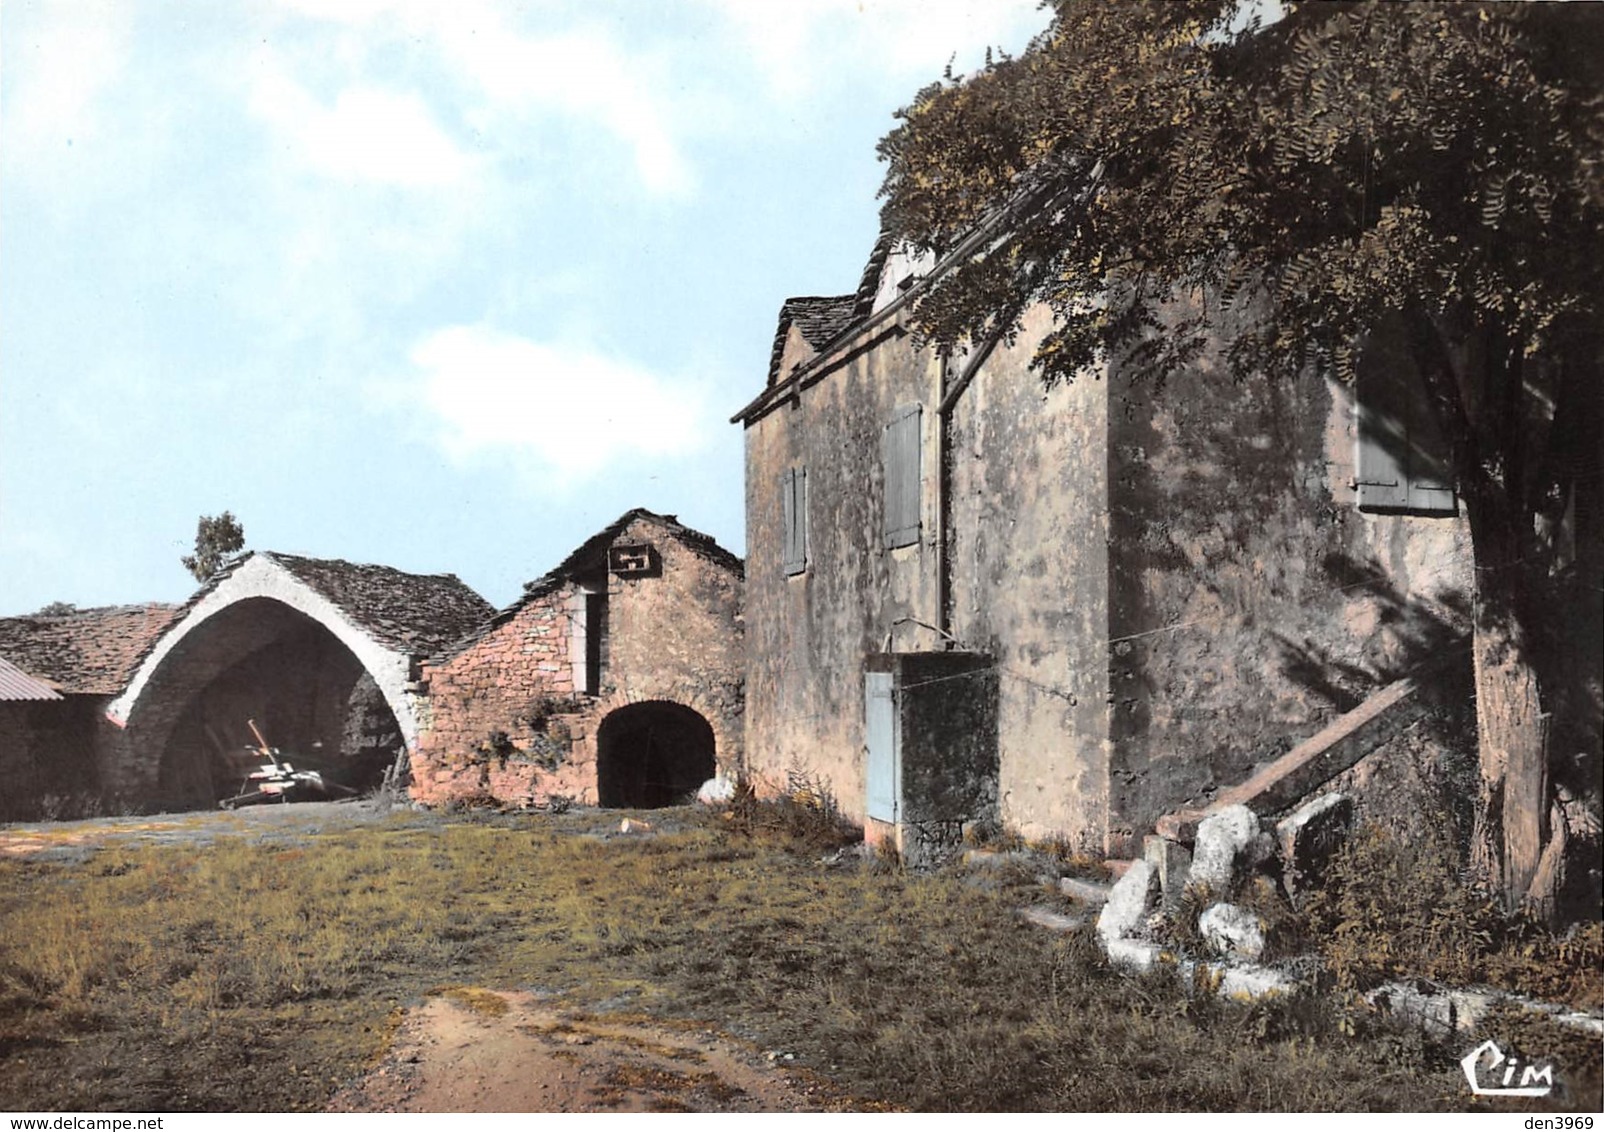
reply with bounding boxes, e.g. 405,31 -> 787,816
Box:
882,405 -> 922,548
798,466 -> 808,567
1356,368 -> 1455,515
1403,399 -> 1456,513
865,671 -> 897,822
1355,397 -> 1410,510
782,467 -> 807,575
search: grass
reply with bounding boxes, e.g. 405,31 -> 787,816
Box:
0,806 -> 1596,1112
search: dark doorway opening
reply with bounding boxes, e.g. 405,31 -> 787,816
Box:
596,700 -> 714,808
153,603 -> 404,809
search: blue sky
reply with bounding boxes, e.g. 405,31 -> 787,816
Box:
1,0 -> 1048,617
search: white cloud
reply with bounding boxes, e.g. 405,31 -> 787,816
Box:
704,0 -> 1048,99
268,0 -> 694,196
433,19 -> 693,197
1,1 -> 134,193
400,325 -> 709,484
247,61 -> 473,188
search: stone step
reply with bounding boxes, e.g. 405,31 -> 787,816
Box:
1019,906 -> 1085,933
1058,876 -> 1112,905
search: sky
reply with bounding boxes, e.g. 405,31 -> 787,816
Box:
0,0 -> 1051,617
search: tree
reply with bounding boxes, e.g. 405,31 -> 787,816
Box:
34,602 -> 76,616
877,1 -> 1603,916
182,512 -> 246,583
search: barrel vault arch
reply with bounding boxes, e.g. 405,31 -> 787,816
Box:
104,552 -> 491,800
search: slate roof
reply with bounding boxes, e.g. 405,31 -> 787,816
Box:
766,295 -> 859,387
0,655 -> 64,702
436,509 -> 743,661
264,552 -> 495,655
152,551 -> 494,662
0,604 -> 179,696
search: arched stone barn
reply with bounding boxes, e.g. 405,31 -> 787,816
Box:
105,552 -> 492,808
595,700 -> 716,808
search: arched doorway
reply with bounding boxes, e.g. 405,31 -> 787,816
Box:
141,599 -> 404,808
595,701 -> 715,808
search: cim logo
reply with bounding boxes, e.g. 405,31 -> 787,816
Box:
1461,1039 -> 1557,1098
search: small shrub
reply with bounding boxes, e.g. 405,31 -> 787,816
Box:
444,790 -> 502,814
720,774 -> 859,855
1300,822 -> 1604,1006
476,730 -> 518,768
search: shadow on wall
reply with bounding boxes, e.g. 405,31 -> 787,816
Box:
595,700 -> 715,809
1275,552 -> 1472,713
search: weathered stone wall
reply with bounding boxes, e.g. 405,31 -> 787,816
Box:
412,516 -> 744,807
743,321 -> 944,812
1103,298 -> 1474,852
0,699 -> 107,820
946,305 -> 1114,846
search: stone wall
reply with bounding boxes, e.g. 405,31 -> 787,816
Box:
411,515 -> 744,807
742,319 -> 945,813
742,273 -> 1478,854
0,699 -> 107,820
1103,296 -> 1474,852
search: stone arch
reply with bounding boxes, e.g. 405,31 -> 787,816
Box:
595,700 -> 716,808
106,556 -> 420,800
583,683 -> 741,783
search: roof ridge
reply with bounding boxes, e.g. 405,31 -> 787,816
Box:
428,510 -> 742,665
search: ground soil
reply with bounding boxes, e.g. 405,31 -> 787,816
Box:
0,802 -> 855,1113
328,989 -> 841,1113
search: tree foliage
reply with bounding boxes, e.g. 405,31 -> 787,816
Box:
182,512 -> 245,584
878,1 -> 1604,915
882,2 -> 1602,384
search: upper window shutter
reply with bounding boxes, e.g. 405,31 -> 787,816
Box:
1355,397 -> 1410,510
883,405 -> 922,548
1355,363 -> 1456,515
798,466 -> 808,567
782,466 -> 807,575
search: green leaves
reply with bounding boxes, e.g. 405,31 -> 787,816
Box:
877,1 -> 1604,388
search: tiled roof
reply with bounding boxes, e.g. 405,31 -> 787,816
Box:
766,295 -> 859,387
0,656 -> 64,702
852,228 -> 894,319
122,552 -> 497,679
264,552 -> 496,656
436,509 -> 742,661
0,604 -> 179,695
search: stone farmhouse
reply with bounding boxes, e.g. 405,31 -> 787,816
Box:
733,227 -> 1500,864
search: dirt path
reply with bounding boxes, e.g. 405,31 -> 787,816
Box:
327,988 -> 847,1113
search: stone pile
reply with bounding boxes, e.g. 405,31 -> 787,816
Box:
1092,794 -> 1357,996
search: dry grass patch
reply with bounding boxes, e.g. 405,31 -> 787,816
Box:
1,805 -> 1594,1112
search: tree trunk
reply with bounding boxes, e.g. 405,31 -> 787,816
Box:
1465,507 -> 1555,917
1408,309 -> 1563,919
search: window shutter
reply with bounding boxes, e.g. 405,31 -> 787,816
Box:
1355,397 -> 1410,510
797,465 -> 808,567
782,466 -> 807,575
883,405 -> 922,548
1355,365 -> 1456,515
